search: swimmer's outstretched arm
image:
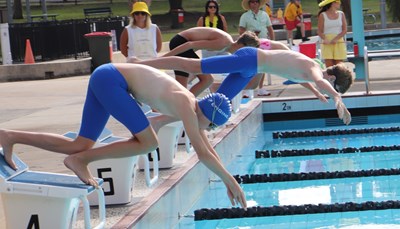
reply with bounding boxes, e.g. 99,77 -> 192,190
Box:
306,68 -> 351,125
199,130 -> 246,208
128,56 -> 202,74
299,82 -> 328,103
314,79 -> 352,125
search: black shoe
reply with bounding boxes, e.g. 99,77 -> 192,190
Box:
302,37 -> 310,42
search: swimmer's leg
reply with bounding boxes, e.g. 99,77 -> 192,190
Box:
67,67 -> 157,186
216,72 -> 252,100
0,128 -> 95,170
190,73 -> 214,96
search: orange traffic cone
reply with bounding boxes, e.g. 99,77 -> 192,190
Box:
24,39 -> 35,64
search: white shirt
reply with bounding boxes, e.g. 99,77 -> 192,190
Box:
126,24 -> 158,59
322,11 -> 343,35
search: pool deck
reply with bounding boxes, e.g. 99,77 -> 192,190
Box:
0,41 -> 399,228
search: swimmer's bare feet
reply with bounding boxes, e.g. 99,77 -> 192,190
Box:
0,129 -> 17,170
64,155 -> 99,188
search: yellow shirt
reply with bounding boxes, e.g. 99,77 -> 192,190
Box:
284,2 -> 303,21
265,4 -> 272,17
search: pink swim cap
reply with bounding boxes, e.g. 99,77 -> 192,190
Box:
259,39 -> 272,50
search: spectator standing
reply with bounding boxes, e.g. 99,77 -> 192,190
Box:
197,0 -> 229,92
239,0 -> 274,96
284,0 -> 309,45
317,0 -> 347,67
239,0 -> 274,40
265,0 -> 272,17
119,2 -> 162,60
197,0 -> 228,32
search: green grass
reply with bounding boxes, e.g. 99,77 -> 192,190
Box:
11,0 -> 390,41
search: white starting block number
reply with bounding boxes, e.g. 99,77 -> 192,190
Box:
0,149 -> 105,229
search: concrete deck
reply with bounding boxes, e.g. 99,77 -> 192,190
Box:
0,40 -> 399,228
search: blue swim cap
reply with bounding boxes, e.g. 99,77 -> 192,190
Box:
198,93 -> 232,126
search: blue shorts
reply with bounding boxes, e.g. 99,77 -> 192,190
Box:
78,64 -> 149,141
201,47 -> 258,100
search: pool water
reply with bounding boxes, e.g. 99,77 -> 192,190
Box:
347,36 -> 400,52
176,119 -> 400,229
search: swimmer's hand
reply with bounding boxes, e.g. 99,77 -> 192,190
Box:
335,100 -> 352,125
316,93 -> 328,103
226,181 -> 247,210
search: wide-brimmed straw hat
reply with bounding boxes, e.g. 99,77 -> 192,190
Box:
241,0 -> 267,11
318,0 -> 340,7
130,2 -> 151,16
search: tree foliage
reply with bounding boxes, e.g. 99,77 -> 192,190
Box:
13,0 -> 23,19
386,0 -> 400,22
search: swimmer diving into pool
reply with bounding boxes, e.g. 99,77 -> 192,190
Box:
130,46 -> 353,125
0,63 -> 247,209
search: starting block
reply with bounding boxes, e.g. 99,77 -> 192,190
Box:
139,121 -> 182,169
64,129 -> 159,206
0,149 -> 105,229
231,90 -> 242,114
139,110 -> 189,170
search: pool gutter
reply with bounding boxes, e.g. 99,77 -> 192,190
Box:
112,100 -> 263,229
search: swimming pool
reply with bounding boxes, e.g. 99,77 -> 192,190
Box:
178,120 -> 400,228
346,28 -> 400,52
347,36 -> 400,52
175,96 -> 400,228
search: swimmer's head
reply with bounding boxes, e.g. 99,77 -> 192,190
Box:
236,31 -> 260,48
326,63 -> 353,94
198,93 -> 232,128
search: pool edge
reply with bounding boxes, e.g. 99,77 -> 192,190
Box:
112,100 -> 263,229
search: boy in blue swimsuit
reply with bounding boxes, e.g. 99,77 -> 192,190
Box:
0,63 -> 247,209
149,27 -> 260,96
131,46 -> 353,125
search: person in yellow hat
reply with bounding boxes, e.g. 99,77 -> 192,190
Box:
317,0 -> 347,67
119,2 -> 162,60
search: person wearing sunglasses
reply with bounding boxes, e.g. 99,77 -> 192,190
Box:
196,0 -> 230,93
0,62 -> 248,209
197,0 -> 228,32
239,0 -> 275,97
131,46 -> 353,126
120,2 -> 162,60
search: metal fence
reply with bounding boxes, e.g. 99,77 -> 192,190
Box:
8,16 -> 128,62
0,0 -> 118,8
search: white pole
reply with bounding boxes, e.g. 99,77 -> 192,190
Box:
0,23 -> 13,65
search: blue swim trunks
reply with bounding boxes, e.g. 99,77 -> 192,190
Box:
78,63 -> 149,141
201,47 -> 258,100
